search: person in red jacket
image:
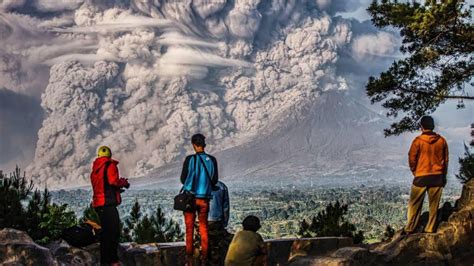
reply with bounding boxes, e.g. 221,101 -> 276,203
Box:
90,146 -> 129,266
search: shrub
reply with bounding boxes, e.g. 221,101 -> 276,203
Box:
0,167 -> 76,244
298,201 -> 364,244
123,199 -> 183,244
37,202 -> 76,244
0,167 -> 33,229
382,225 -> 395,241
456,144 -> 474,184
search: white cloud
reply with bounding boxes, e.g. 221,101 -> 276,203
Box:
34,0 -> 84,12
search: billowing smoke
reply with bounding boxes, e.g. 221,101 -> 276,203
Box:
0,1 -> 399,187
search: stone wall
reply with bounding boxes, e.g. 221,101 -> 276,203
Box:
0,228 -> 353,265
119,237 -> 353,265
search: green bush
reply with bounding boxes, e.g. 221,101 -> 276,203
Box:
298,201 -> 364,244
123,199 -> 183,244
37,202 -> 76,244
0,167 -> 33,229
0,167 -> 76,244
382,225 -> 395,241
456,144 -> 474,184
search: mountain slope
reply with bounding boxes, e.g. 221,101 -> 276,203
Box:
216,91 -> 405,180
134,92 -> 407,188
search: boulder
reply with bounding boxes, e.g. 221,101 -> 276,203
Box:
118,242 -> 186,266
455,179 -> 474,210
288,237 -> 353,259
289,256 -> 353,266
288,237 -> 353,264
0,228 -> 56,265
47,240 -> 97,265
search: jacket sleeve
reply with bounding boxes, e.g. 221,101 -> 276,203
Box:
180,156 -> 190,184
408,138 -> 420,175
107,163 -> 121,187
223,184 -> 230,227
211,156 -> 218,185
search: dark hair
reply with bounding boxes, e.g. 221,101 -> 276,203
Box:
191,133 -> 206,148
420,116 -> 435,130
242,215 -> 261,232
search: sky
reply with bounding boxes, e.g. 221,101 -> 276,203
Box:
0,0 -> 471,187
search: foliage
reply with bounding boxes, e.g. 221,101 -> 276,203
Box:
123,199 -> 183,244
456,144 -> 474,184
122,199 -> 142,242
0,167 -> 76,244
134,216 -> 156,244
382,225 -> 395,241
150,206 -> 184,243
0,167 -> 33,229
366,0 -> 474,136
37,203 -> 77,244
298,201 -> 364,244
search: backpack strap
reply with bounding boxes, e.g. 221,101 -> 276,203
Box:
196,153 -> 214,185
191,155 -> 198,192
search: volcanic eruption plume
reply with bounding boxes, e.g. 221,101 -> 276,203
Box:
0,1 -> 399,187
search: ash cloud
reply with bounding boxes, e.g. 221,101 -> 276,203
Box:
0,1 -> 405,187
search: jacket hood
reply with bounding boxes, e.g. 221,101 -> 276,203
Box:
92,157 -> 118,174
417,131 -> 441,144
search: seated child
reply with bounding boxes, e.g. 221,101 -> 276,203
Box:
225,215 -> 267,266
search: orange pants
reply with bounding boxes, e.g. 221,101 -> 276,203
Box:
184,199 -> 209,258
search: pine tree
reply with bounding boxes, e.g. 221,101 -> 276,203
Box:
123,199 -> 142,242
150,206 -> 184,242
366,0 -> 473,136
298,201 -> 364,244
134,215 -> 156,244
0,167 -> 76,244
123,201 -> 184,244
24,190 -> 44,240
0,166 -> 33,229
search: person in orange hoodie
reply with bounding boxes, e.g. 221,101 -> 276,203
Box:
90,146 -> 130,266
405,116 -> 449,234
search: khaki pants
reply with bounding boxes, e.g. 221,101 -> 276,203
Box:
405,185 -> 443,233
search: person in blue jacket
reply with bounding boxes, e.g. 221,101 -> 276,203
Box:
208,181 -> 232,265
209,181 -> 230,227
180,133 -> 218,265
